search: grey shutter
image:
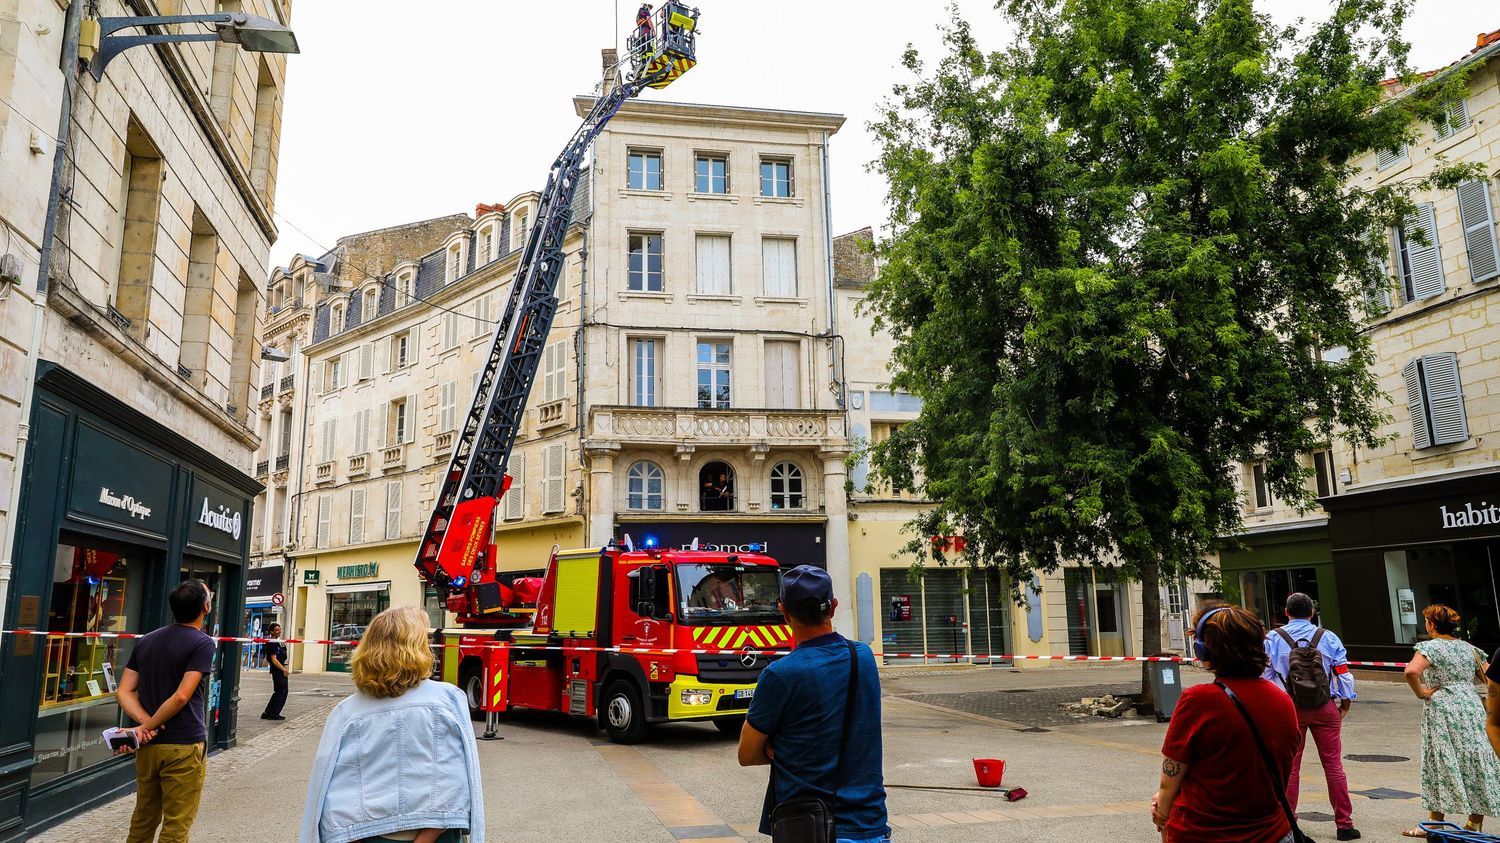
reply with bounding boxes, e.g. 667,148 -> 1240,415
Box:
504,453 -> 525,520
1457,179 -> 1500,282
1435,98 -> 1471,140
1365,236 -> 1393,315
1376,145 -> 1408,171
543,444 -> 564,513
1403,359 -> 1432,450
359,343 -> 373,380
385,481 -> 402,539
1423,353 -> 1469,446
1404,203 -> 1445,301
349,488 -> 365,543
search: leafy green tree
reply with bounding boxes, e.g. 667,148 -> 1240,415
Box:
863,0 -> 1476,656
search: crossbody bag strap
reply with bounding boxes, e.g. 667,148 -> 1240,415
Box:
829,640 -> 860,802
1215,682 -> 1304,842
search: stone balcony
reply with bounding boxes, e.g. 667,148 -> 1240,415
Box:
434,431 -> 455,454
382,444 -> 406,470
347,453 -> 369,477
314,460 -> 335,485
587,406 -> 847,451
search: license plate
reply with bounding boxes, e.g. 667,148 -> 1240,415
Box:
734,688 -> 755,700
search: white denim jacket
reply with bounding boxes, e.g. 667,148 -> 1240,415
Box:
300,680 -> 484,843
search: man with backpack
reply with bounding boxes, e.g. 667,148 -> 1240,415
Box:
1263,592 -> 1360,841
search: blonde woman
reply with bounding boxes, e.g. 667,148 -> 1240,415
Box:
300,607 -> 483,843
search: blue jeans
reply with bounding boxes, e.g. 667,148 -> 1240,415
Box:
838,837 -> 891,843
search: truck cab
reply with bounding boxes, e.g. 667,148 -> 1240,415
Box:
439,542 -> 790,743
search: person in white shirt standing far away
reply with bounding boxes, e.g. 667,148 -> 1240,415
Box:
1263,592 -> 1360,841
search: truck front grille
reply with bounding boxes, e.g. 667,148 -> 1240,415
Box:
695,651 -> 779,684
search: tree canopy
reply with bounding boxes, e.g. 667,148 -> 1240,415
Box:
862,0 -> 1477,649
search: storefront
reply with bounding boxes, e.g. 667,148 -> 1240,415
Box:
0,365 -> 258,839
1323,471 -> 1500,664
612,518 -> 827,568
1218,522 -> 1343,635
243,565 -> 284,669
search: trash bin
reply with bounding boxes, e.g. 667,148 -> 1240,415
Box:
1146,659 -> 1184,722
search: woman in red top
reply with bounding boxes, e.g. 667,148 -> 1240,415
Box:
1153,604 -> 1303,843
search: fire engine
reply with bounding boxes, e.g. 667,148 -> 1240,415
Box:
408,5 -> 789,742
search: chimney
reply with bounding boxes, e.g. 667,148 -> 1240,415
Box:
475,202 -> 505,218
602,47 -> 621,95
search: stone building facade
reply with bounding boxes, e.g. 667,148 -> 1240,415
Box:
0,0 -> 290,835
1222,31 -> 1500,663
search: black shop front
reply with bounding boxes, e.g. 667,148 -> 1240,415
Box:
1323,470 -> 1500,666
0,364 -> 259,840
612,518 -> 827,569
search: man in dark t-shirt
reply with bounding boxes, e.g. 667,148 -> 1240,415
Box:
261,622 -> 289,720
738,566 -> 889,842
117,579 -> 216,843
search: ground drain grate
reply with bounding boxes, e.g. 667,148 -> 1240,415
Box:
1298,812 -> 1336,823
1346,754 -> 1409,763
1354,786 -> 1421,800
1014,727 -> 1050,733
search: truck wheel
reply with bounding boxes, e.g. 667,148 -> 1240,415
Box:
603,679 -> 647,744
713,716 -> 745,736
460,666 -> 485,721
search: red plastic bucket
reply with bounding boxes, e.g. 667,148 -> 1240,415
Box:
973,758 -> 1005,788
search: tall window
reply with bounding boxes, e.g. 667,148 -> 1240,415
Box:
481,227 -> 495,262
762,238 -> 797,297
1247,461 -> 1271,510
513,210 -> 528,252
695,154 -> 727,194
448,244 -> 464,282
1433,97 -> 1471,141
443,312 -> 460,350
439,380 -> 457,431
627,461 -> 664,510
699,461 -> 735,511
695,234 -> 731,294
696,341 -> 731,409
112,119 -> 164,337
543,342 -> 567,402
1312,450 -> 1338,499
1394,204 -> 1444,303
1404,353 -> 1469,449
764,340 -> 799,408
759,158 -> 792,198
363,288 -> 377,319
384,481 -> 403,540
770,462 -> 804,510
349,488 -> 366,544
628,233 -> 664,292
473,293 -> 493,338
391,398 -> 409,445
325,357 -> 343,392
632,339 -> 658,406
330,303 -> 345,334
627,149 -> 662,190
397,272 -> 414,306
392,331 -> 412,368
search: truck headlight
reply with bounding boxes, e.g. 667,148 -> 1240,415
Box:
680,688 -> 712,706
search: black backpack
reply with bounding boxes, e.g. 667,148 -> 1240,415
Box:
1275,628 -> 1331,710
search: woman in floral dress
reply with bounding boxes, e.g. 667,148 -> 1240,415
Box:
1403,604 -> 1500,837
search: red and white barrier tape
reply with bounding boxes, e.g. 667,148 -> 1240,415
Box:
0,629 -> 1412,667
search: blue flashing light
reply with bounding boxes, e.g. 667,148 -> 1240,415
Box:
643,535 -> 659,549
745,543 -> 763,552
86,576 -> 100,586
451,576 -> 467,588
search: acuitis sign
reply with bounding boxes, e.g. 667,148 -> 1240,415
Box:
197,498 -> 242,540
1441,500 -> 1500,530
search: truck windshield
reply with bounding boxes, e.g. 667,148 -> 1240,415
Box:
676,564 -> 783,625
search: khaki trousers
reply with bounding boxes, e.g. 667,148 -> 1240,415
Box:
126,742 -> 206,843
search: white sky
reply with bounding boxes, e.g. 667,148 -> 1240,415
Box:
268,0 -> 1497,267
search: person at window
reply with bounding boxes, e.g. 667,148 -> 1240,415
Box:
301,606 -> 483,843
1401,605 -> 1500,837
116,579 -> 217,843
738,566 -> 889,842
261,622 -> 289,722
1261,593 -> 1360,840
1154,604 -> 1301,843
702,472 -> 731,511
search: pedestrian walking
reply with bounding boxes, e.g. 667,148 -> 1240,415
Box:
737,565 -> 888,843
261,621 -> 289,721
1154,604 -> 1304,843
300,606 -> 483,843
1262,593 -> 1361,840
1402,605 -> 1500,837
114,579 -> 218,843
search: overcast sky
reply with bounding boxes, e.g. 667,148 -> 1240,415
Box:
268,0 -> 1496,268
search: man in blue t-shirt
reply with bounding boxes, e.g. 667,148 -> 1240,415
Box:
739,565 -> 889,842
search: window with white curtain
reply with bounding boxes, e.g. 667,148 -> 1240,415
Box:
695,234 -> 731,294
762,238 -> 797,297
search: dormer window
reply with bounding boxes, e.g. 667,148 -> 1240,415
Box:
330,302 -> 346,334
363,287 -> 378,319
512,210 -> 528,252
397,271 -> 414,306
480,226 -> 495,263
448,243 -> 464,283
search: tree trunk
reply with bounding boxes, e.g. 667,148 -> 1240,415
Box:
1138,559 -> 1164,714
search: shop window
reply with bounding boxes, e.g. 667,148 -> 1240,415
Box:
1064,568 -> 1127,657
699,461 -> 735,511
1385,544 -> 1500,647
1239,567 -> 1320,631
770,461 -> 804,510
627,460 -> 664,510
32,541 -> 146,789
327,586 -> 391,672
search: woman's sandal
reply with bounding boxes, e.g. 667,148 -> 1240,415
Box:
1401,829 -> 1428,839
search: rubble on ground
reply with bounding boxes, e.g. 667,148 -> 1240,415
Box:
1060,693 -> 1135,718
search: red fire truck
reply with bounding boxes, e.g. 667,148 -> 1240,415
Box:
438,540 -> 788,742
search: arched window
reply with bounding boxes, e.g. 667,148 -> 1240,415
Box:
363,288 -> 378,319
330,302 -> 345,334
770,462 -> 804,510
479,225 -> 496,263
397,272 -> 414,306
698,461 -> 735,512
627,461 -> 664,511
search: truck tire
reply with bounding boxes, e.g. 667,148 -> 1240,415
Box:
713,716 -> 745,736
460,665 -> 485,721
603,679 -> 648,744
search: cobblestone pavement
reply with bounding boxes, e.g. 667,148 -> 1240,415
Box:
897,683 -> 1143,728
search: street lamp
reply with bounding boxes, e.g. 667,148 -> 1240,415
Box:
81,12 -> 299,80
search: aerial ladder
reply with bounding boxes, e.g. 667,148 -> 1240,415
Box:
414,4 -> 701,624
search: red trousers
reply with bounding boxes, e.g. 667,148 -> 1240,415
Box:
1286,700 -> 1354,830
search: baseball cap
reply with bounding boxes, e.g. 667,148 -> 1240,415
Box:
780,565 -> 833,609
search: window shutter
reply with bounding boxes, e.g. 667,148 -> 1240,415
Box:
1365,236 -> 1393,315
385,481 -> 402,539
377,403 -> 389,449
359,343 -> 373,380
780,341 -> 799,408
1404,203 -> 1445,301
377,336 -> 391,373
315,496 -> 331,548
310,360 -> 322,394
322,419 -> 336,462
444,313 -> 458,349
504,453 -> 525,520
1403,359 -> 1432,450
763,239 -> 796,296
355,408 -> 370,454
1423,352 -> 1469,446
1457,179 -> 1500,282
405,393 -> 418,443
696,235 -> 730,295
543,343 -> 566,402
1376,145 -> 1408,171
543,444 -> 564,513
349,488 -> 366,543
441,380 -> 456,431
1434,98 -> 1471,140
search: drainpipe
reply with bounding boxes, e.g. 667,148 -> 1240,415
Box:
1,0 -> 83,625
574,223 -> 589,520
819,130 -> 844,410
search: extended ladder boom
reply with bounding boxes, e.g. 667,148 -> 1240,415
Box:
415,4 -> 699,620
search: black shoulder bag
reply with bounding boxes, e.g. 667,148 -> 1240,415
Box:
1215,682 -> 1313,843
770,641 -> 860,843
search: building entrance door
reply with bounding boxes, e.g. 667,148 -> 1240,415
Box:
180,559 -> 227,735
